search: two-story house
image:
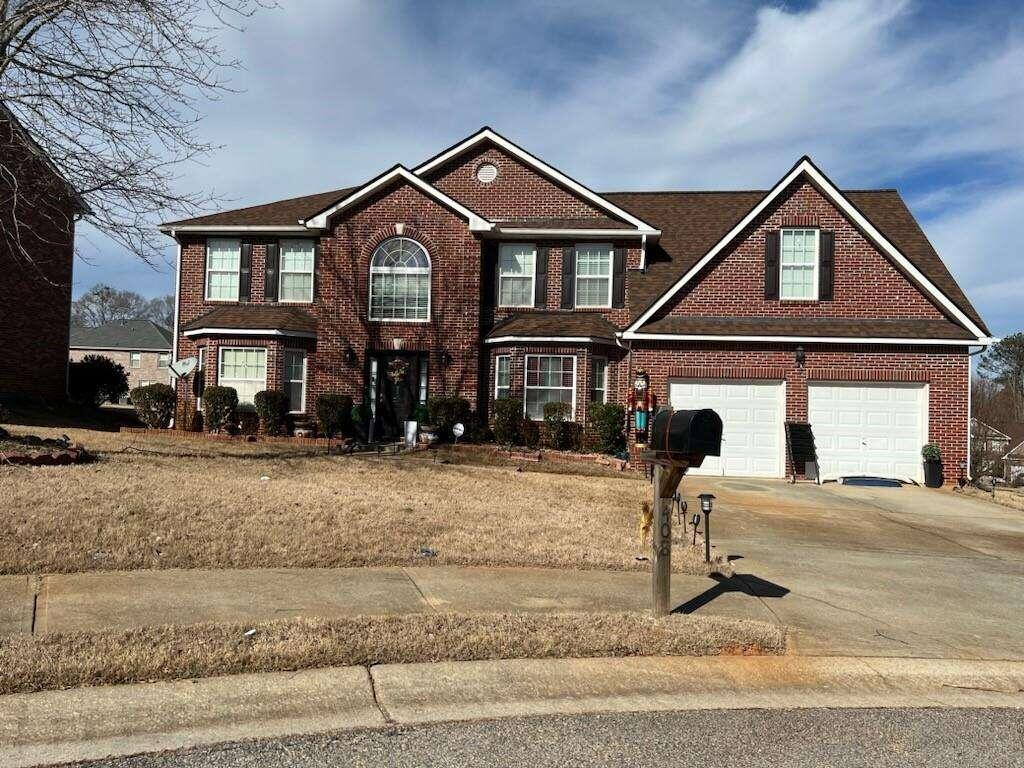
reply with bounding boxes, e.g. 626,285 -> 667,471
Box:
69,320 -> 173,403
161,128 -> 991,484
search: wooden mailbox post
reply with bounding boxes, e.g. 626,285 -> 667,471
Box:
639,409 -> 723,617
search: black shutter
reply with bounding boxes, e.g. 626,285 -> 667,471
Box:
534,246 -> 548,309
312,241 -> 320,303
561,246 -> 576,309
484,240 -> 499,307
265,241 -> 280,302
764,231 -> 780,300
612,246 -> 626,308
239,242 -> 253,301
819,230 -> 835,301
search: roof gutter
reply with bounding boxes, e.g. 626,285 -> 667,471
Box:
620,331 -> 995,346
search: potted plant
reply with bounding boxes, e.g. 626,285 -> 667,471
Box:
415,404 -> 438,444
922,443 -> 943,488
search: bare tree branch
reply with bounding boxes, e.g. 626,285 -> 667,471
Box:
1,0 -> 273,270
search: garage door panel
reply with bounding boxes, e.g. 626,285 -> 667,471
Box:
809,382 -> 927,483
668,378 -> 783,478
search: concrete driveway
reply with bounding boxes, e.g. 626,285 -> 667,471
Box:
687,477 -> 1024,660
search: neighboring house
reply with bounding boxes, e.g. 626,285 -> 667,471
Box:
0,103 -> 88,401
1000,425 -> 1024,485
161,127 -> 991,483
971,418 -> 1012,456
69,320 -> 173,403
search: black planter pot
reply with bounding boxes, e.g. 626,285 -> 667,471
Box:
923,459 -> 944,488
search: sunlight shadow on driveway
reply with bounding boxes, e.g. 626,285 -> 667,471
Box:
673,574 -> 790,615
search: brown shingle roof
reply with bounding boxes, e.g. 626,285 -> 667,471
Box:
605,189 -> 988,335
163,187 -> 356,228
182,305 -> 318,335
637,316 -> 976,340
488,312 -> 619,343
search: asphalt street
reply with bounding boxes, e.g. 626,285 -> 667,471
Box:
74,708 -> 1024,768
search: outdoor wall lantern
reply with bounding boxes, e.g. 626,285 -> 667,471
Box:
794,345 -> 806,368
343,345 -> 357,365
440,350 -> 453,367
698,493 -> 716,563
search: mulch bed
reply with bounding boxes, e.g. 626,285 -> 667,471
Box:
0,429 -> 90,466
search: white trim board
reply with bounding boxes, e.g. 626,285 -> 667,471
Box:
624,156 -> 988,342
182,327 -> 317,339
160,225 -> 315,235
485,336 -> 616,345
620,331 -> 994,346
413,128 -> 657,233
302,166 -> 492,232
489,227 -> 660,238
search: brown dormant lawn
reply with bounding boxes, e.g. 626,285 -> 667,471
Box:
0,612 -> 786,695
0,426 -> 721,575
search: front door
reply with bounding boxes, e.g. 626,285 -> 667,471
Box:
366,352 -> 428,441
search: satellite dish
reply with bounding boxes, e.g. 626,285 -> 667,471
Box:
452,422 -> 465,439
168,357 -> 198,379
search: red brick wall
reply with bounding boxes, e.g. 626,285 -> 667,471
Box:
425,143 -> 608,222
0,114 -> 76,401
627,343 -> 969,483
664,180 -> 946,320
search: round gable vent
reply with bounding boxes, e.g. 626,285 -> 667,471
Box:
476,162 -> 498,183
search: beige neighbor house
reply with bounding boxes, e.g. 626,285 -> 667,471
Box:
69,320 -> 173,404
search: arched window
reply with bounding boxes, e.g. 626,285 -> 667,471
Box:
369,237 -> 431,321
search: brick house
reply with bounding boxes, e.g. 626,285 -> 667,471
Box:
69,320 -> 173,403
0,103 -> 88,401
161,128 -> 991,483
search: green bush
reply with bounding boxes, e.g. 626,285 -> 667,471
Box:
413,403 -> 430,424
464,411 -> 491,443
426,396 -> 471,441
238,410 -> 259,436
254,390 -> 289,436
130,383 -> 176,429
68,355 -> 129,407
922,443 -> 941,461
316,393 -> 353,438
492,398 -> 522,445
543,401 -> 580,451
588,401 -> 626,454
202,386 -> 238,433
520,417 -> 541,448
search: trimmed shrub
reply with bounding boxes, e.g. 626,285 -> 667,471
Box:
543,401 -> 580,451
316,393 -> 353,438
520,417 -> 541,448
130,383 -> 176,429
202,386 -> 238,433
254,390 -> 289,436
238,410 -> 259,436
588,401 -> 626,454
426,396 -> 471,441
464,411 -> 491,443
492,398 -> 522,446
68,355 -> 129,407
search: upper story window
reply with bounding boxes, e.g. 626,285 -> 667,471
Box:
280,240 -> 315,303
206,238 -> 241,301
575,243 -> 613,308
157,353 -> 170,369
498,243 -> 536,307
369,237 -> 430,321
130,351 -> 141,369
780,229 -> 819,300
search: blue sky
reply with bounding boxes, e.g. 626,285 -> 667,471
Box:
74,0 -> 1024,336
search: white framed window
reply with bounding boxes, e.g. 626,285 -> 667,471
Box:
218,347 -> 266,406
574,243 -> 613,308
130,351 -> 141,369
195,347 -> 206,411
495,355 -> 511,400
418,358 -> 429,405
780,228 -> 819,300
369,237 -> 430,321
157,353 -> 170,369
279,240 -> 315,303
283,349 -> 307,413
524,354 -> 576,421
205,238 -> 242,301
498,243 -> 536,307
590,357 -> 608,403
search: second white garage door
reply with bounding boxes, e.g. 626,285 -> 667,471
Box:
668,379 -> 784,477
808,382 -> 928,483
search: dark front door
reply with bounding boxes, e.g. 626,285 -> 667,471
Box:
366,351 -> 428,441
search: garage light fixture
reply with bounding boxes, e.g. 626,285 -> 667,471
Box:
794,345 -> 806,368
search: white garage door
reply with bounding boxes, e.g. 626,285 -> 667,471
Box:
808,382 -> 928,483
668,379 -> 784,477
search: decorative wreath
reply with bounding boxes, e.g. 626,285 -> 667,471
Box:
387,357 -> 410,384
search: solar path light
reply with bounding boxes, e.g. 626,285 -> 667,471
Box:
698,493 -> 716,563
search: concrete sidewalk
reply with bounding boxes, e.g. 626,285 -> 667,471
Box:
3,655 -> 1023,768
14,566 -> 734,635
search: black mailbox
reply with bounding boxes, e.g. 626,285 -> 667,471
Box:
650,408 -> 722,466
